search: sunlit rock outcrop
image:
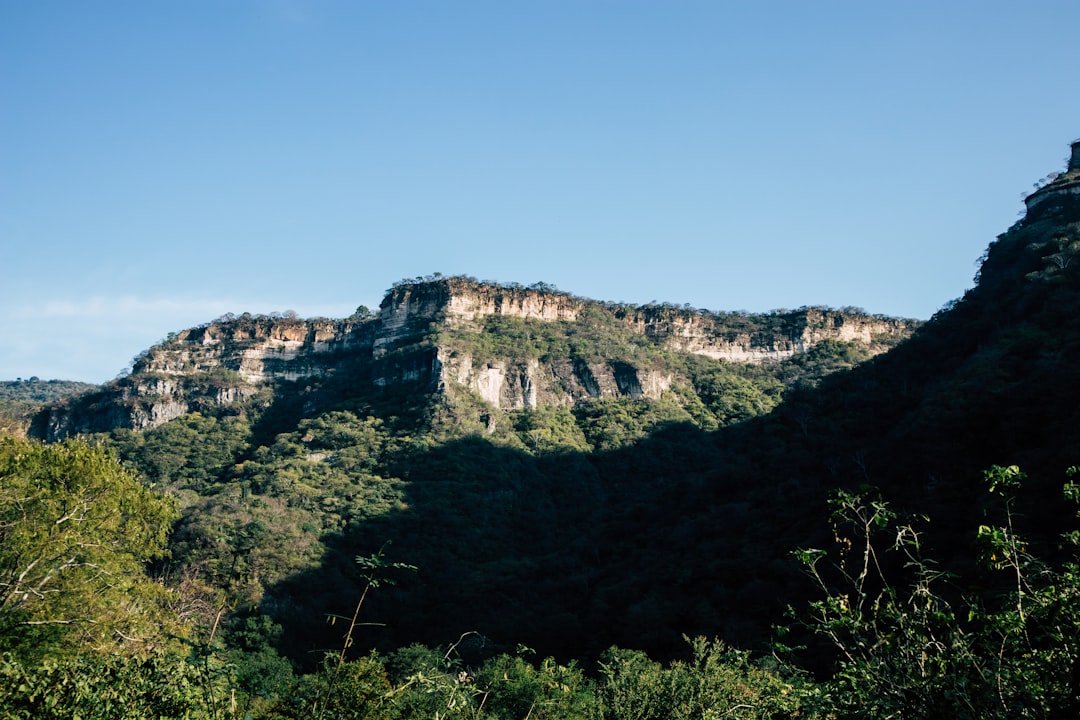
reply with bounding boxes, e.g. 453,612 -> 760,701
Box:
35,277 -> 919,438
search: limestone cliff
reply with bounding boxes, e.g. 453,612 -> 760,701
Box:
438,353 -> 675,411
137,315 -> 371,382
36,315 -> 375,440
35,278 -> 920,439
373,279 -> 580,355
620,306 -> 912,362
394,280 -> 916,411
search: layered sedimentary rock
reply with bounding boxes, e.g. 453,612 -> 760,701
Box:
621,306 -> 912,362
36,278 -> 919,438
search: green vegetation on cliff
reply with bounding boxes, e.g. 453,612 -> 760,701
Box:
6,148 -> 1080,718
0,379 -> 97,436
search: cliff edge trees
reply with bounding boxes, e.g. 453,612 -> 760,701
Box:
31,278 -> 917,441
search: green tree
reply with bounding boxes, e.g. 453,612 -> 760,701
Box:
790,470 -> 1080,719
472,652 -> 597,720
0,651 -> 204,720
789,488 -> 978,718
595,647 -> 672,720
970,465 -> 1080,717
0,437 -> 180,659
596,639 -> 806,720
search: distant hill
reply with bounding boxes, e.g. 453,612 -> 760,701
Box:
0,378 -> 97,437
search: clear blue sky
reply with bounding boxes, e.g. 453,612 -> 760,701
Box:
3,1 -> 1078,383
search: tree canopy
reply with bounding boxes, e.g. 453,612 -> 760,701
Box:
0,437 -> 179,659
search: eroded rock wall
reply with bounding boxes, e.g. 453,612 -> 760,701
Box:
438,350 -> 673,410
37,278 -> 919,437
141,318 -> 369,382
623,307 -> 915,362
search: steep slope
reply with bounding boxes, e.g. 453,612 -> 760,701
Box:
760,141 -> 1080,507
254,141 -> 1080,664
30,141 -> 1080,669
626,140 -> 1080,653
34,281 -> 914,440
25,281 -> 917,666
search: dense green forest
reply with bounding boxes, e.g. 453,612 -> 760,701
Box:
4,436 -> 1078,718
4,154 -> 1080,717
0,379 -> 97,436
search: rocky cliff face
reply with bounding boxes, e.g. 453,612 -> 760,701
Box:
138,317 -> 370,382
374,279 -> 581,354
35,279 -> 919,438
36,316 -> 375,440
438,352 -> 675,411
1024,140 -> 1080,212
622,306 -> 913,362
381,279 -> 917,412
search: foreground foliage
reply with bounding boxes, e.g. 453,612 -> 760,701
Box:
787,467 -> 1080,719
3,433 -> 1079,718
0,652 -> 204,720
0,437 -> 180,659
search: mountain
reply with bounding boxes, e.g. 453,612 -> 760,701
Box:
7,140 -> 1080,720
24,283 -> 915,663
33,280 -> 914,442
22,140 -> 1080,673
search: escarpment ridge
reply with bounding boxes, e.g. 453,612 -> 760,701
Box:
32,278 -> 919,440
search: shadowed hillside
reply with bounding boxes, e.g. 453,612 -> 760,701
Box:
6,140 -> 1080,719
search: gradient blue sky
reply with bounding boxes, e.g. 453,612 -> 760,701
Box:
3,1 -> 1078,383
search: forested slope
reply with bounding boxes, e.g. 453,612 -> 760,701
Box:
0,379 -> 97,436
4,143 -> 1080,718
